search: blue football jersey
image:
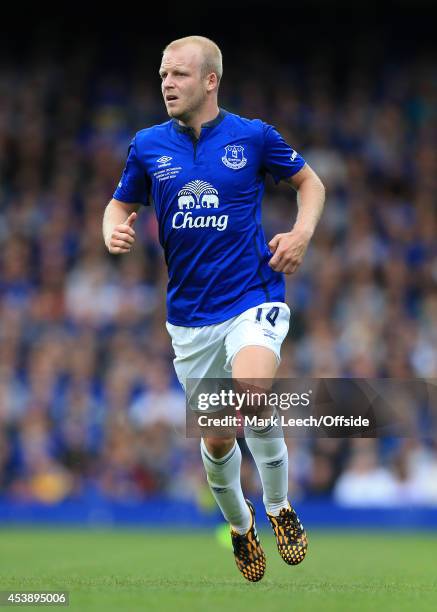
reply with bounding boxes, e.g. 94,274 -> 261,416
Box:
113,109 -> 305,326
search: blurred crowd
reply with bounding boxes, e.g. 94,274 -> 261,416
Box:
0,35 -> 436,508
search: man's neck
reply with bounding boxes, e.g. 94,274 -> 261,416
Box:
177,104 -> 220,138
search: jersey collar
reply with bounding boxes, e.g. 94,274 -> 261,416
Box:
172,108 -> 227,135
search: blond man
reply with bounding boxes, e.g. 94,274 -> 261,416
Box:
103,35 -> 325,582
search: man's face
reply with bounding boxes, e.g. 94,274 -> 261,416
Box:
159,45 -> 208,120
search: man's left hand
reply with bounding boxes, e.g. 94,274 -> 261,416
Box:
268,228 -> 312,275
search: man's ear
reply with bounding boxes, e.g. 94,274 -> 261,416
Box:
206,73 -> 218,92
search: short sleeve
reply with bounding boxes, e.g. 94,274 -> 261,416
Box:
113,137 -> 150,205
261,124 -> 305,184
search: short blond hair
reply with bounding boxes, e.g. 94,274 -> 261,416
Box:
163,35 -> 223,84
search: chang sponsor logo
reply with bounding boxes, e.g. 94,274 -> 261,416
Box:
172,180 -> 228,232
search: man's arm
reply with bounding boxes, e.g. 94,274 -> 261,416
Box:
103,198 -> 141,254
268,164 -> 325,275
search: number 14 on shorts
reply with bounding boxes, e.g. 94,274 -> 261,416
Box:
256,306 -> 280,327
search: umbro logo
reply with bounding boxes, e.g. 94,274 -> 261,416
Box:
157,155 -> 172,164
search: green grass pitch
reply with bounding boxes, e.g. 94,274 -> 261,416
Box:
1,528 -> 437,611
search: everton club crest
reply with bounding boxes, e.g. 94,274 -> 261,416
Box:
222,145 -> 247,170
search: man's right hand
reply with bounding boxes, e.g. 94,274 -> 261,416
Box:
106,212 -> 137,254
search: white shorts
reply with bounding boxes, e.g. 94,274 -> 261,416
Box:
166,302 -> 290,391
